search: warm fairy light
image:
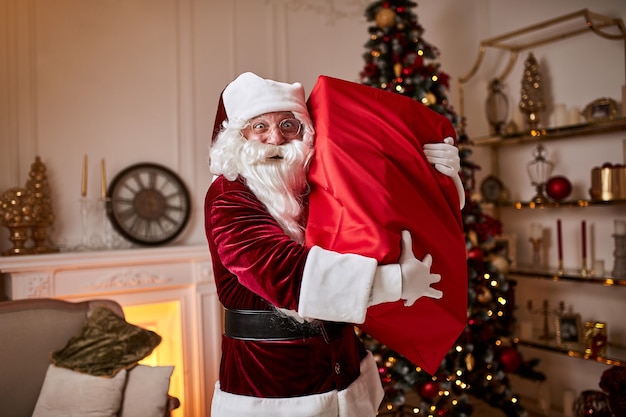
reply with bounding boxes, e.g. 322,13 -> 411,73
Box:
443,390 -> 450,396
432,75 -> 438,82
490,280 -> 498,287
452,399 -> 458,406
430,405 -> 437,411
380,83 -> 387,89
396,85 -> 404,92
498,297 -> 506,305
512,397 -> 519,404
421,97 -> 429,104
455,345 -> 463,352
412,407 -> 420,414
372,50 -> 381,57
487,310 -> 493,317
486,374 -> 493,381
497,311 -> 504,317
456,370 -> 463,376
495,339 -> 502,346
371,34 -> 377,40
484,273 -> 491,280
386,403 -> 393,410
415,366 -> 422,372
417,49 -> 424,55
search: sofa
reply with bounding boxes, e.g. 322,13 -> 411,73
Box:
0,298 -> 180,417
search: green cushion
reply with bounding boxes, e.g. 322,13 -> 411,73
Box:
51,306 -> 161,377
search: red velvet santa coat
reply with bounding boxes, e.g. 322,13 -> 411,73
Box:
205,175 -> 383,416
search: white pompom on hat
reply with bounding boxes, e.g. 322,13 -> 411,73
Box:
221,72 -> 315,145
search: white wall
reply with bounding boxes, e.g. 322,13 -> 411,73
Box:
1,0 -> 625,414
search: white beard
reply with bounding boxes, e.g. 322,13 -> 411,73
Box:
210,125 -> 314,243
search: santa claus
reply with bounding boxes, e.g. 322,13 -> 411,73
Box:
205,72 -> 462,417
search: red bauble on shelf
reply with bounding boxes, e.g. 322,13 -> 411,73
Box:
546,175 -> 572,201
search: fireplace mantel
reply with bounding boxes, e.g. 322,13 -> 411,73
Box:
0,245 -> 221,417
1,245 -> 212,300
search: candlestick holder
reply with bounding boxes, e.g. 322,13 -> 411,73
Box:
581,258 -> 589,278
529,237 -> 542,267
612,233 -> 626,280
526,144 -> 553,204
77,197 -> 110,251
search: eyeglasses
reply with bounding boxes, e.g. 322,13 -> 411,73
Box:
245,118 -> 302,139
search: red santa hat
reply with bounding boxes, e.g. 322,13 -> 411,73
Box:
213,72 -> 314,145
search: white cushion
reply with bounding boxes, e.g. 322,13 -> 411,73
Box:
119,365 -> 174,417
31,364 -> 126,417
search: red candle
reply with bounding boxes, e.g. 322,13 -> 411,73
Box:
581,220 -> 587,259
557,219 -> 563,261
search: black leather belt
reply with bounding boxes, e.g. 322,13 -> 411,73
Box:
224,308 -> 348,342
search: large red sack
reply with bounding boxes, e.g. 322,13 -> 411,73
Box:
305,75 -> 467,375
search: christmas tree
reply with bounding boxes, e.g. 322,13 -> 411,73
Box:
358,2 -> 545,416
359,0 -> 458,128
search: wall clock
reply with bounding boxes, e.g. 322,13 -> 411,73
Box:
106,163 -> 191,246
480,175 -> 505,203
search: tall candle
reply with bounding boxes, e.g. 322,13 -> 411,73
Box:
581,220 -> 587,259
557,219 -> 563,261
81,154 -> 88,197
101,158 -> 107,199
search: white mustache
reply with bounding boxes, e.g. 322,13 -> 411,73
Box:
241,140 -> 308,165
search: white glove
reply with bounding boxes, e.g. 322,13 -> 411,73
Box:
423,137 -> 466,209
398,230 -> 442,306
369,230 -> 442,308
423,136 -> 460,178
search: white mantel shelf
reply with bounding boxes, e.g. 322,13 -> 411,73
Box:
0,244 -> 210,273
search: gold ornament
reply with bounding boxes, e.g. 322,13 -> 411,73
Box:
465,352 -> 475,371
394,63 -> 403,78
375,8 -> 396,29
477,287 -> 493,304
422,92 -> 436,106
490,254 -> 510,274
467,230 -> 478,247
519,52 -> 545,130
0,156 -> 58,255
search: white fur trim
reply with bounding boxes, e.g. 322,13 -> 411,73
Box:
298,246 -> 377,324
368,263 -> 402,306
210,352 -> 383,417
223,72 -> 309,124
453,174 -> 466,209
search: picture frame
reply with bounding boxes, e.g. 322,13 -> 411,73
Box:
555,313 -> 583,346
582,97 -> 618,122
494,234 -> 517,268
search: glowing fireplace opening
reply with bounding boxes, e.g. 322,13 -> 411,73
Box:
124,301 -> 185,417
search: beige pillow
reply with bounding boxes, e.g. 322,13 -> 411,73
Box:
31,364 -> 126,417
119,365 -> 174,417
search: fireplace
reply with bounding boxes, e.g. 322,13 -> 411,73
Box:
0,245 -> 221,417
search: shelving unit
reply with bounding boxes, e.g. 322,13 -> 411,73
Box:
509,266 -> 626,287
471,117 -> 626,147
457,9 -> 626,121
457,8 -> 626,412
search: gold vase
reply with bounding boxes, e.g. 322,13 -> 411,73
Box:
3,224 -> 33,256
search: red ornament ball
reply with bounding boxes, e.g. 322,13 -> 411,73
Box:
418,381 -> 440,400
498,346 -> 522,373
467,247 -> 483,261
546,175 -> 572,201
